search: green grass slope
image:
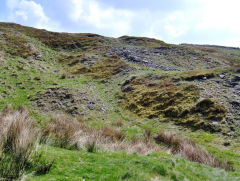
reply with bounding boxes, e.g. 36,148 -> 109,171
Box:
27,146 -> 239,181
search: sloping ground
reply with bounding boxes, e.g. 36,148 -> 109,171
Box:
119,36 -> 169,47
0,22 -> 240,180
121,76 -> 228,133
108,44 -> 227,71
193,75 -> 240,134
32,87 -> 93,116
183,44 -> 240,72
0,22 -> 106,51
26,146 -> 240,181
70,55 -> 130,79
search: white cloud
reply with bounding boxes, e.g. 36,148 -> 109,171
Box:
69,0 -> 134,36
163,12 -> 190,39
136,10 -> 192,43
68,0 -> 191,40
196,0 -> 240,33
6,0 -> 59,31
15,10 -> 28,21
139,0 -> 240,46
141,20 -> 163,40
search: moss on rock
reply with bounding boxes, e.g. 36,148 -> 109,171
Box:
121,76 -> 199,118
121,76 -> 227,132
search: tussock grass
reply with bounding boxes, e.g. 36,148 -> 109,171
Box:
43,116 -> 163,155
0,105 -> 52,180
43,116 -> 231,170
154,132 -> 229,170
0,105 -> 38,158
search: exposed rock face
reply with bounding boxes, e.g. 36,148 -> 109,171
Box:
108,45 -> 223,71
193,73 -> 240,134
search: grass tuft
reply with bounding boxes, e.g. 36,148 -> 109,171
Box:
43,116 -> 163,155
154,132 -> 229,170
0,106 -> 52,180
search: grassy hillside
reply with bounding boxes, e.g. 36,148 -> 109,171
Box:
0,22 -> 240,180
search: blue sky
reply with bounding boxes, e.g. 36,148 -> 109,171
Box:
1,0 -> 240,47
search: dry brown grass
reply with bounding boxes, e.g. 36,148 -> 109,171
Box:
0,105 -> 39,158
101,126 -> 125,141
43,116 -> 231,169
195,47 -> 218,53
154,132 -> 229,170
114,120 -> 124,127
71,55 -> 129,79
43,115 -> 87,149
43,116 -> 163,155
0,105 -> 41,179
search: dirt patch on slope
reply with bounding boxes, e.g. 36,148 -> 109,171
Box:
30,87 -> 107,118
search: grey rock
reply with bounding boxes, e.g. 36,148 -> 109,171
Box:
108,46 -> 181,71
35,53 -> 42,59
233,76 -> 240,82
87,104 -> 95,110
66,102 -> 72,107
234,85 -> 240,90
101,107 -> 106,112
59,102 -> 65,109
229,79 -> 238,87
219,74 -> 225,79
227,131 -> 235,136
231,101 -> 240,109
212,121 -> 219,125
